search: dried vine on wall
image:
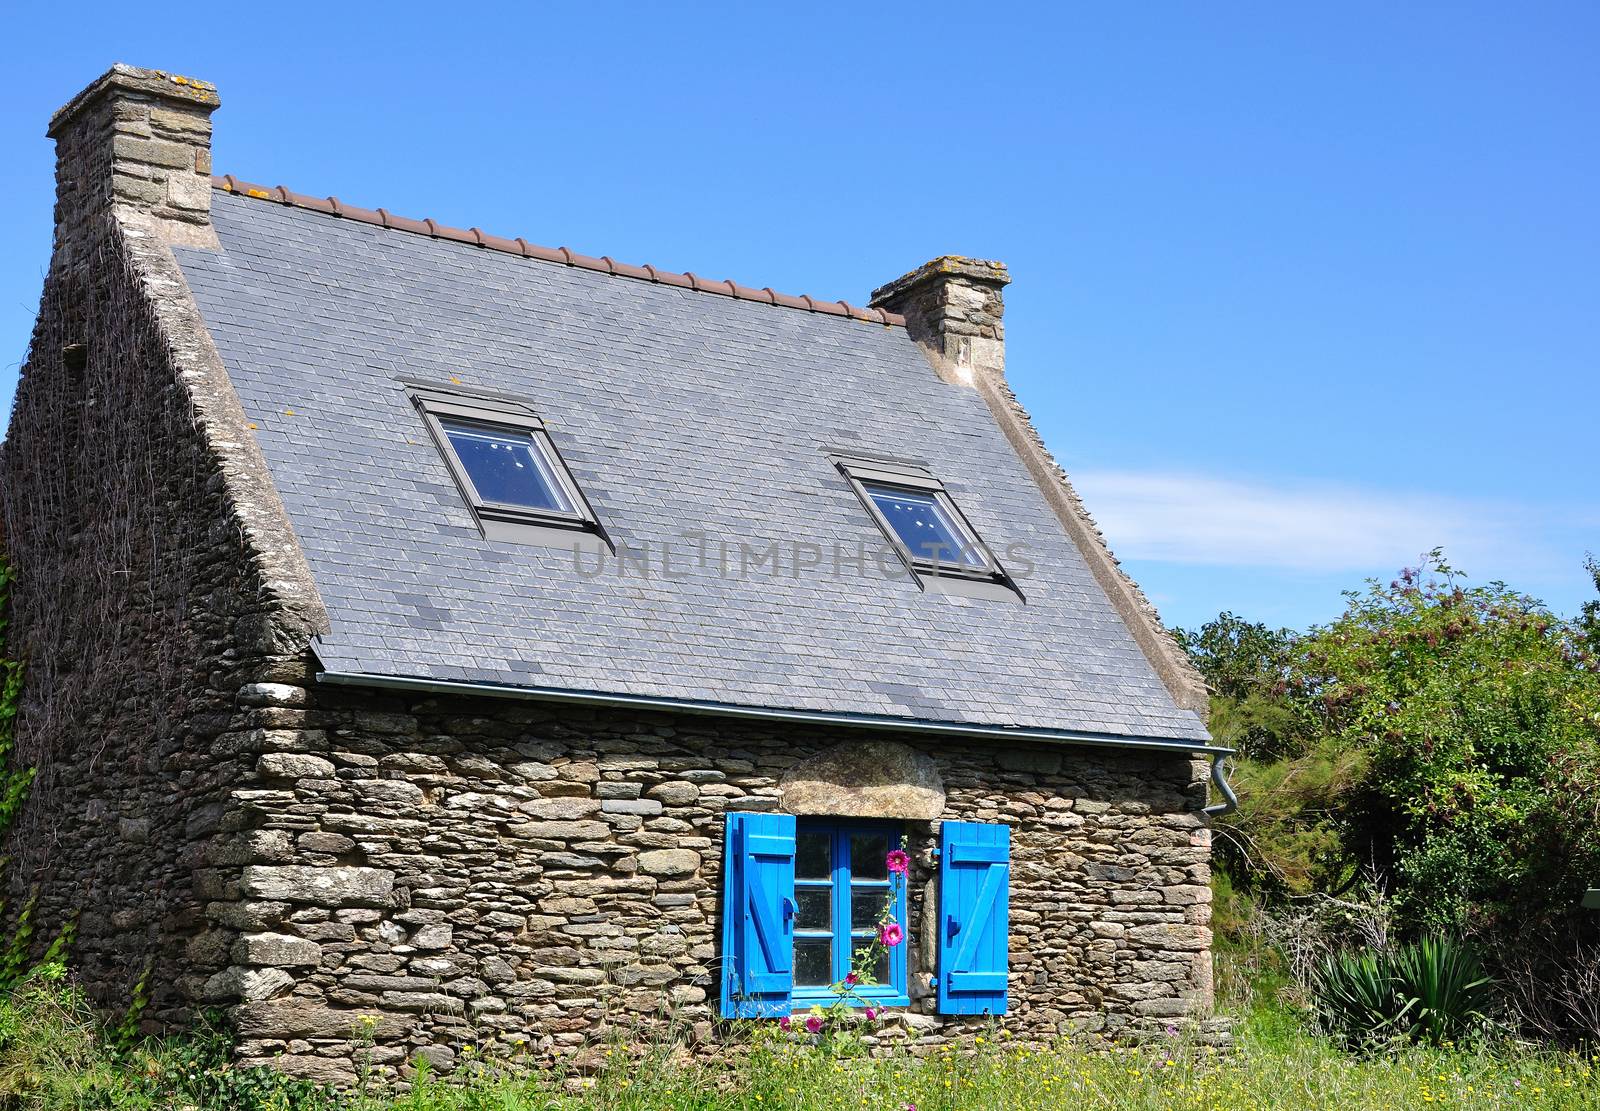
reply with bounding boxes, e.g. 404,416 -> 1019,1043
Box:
0,556 -> 34,842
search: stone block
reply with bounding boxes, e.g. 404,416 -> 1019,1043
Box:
258,752 -> 335,780
638,849 -> 700,877
779,740 -> 944,820
601,798 -> 662,816
520,797 -> 601,820
111,134 -> 197,169
240,865 -> 395,908
505,820 -> 610,841
203,965 -> 295,1002
298,831 -> 356,854
232,932 -> 322,967
646,781 -> 699,806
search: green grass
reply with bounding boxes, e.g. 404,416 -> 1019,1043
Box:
1,969 -> 1596,1110
400,1032 -> 1599,1111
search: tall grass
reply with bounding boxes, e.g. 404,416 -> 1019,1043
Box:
0,966 -> 1594,1110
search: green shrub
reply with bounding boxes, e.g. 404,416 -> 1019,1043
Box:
1312,949 -> 1416,1048
1312,937 -> 1494,1048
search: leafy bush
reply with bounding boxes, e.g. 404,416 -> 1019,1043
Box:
1312,937 -> 1495,1049
1299,553 -> 1600,937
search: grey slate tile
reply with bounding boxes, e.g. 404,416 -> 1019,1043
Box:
174,193 -> 1207,742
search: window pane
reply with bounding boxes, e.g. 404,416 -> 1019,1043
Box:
796,831 -> 831,880
851,884 -> 889,931
442,419 -> 572,513
865,485 -> 985,568
794,938 -> 833,987
849,832 -> 889,880
796,888 -> 831,932
846,937 -> 891,986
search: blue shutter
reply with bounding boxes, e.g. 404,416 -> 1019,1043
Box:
937,820 -> 1010,1015
719,811 -> 796,1017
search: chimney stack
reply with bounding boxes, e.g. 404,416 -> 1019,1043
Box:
869,257 -> 1009,388
47,64 -> 220,268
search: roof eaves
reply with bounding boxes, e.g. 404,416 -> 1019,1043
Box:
212,175 -> 905,328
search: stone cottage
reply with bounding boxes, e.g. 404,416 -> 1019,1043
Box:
0,65 -> 1234,1082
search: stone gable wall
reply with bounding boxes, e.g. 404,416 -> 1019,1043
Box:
206,677 -> 1216,1085
0,217 -> 312,1026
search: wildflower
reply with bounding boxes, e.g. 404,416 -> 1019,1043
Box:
1165,1024 -> 1179,1037
865,1007 -> 878,1020
886,849 -> 910,874
778,1016 -> 791,1031
879,922 -> 904,947
805,1015 -> 824,1034
844,972 -> 860,985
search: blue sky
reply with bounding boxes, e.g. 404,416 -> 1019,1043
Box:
3,3 -> 1595,633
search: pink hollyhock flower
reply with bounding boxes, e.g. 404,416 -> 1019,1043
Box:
778,1016 -> 791,1031
804,1015 -> 823,1034
886,849 -> 910,874
879,922 -> 904,947
865,1007 -> 878,1020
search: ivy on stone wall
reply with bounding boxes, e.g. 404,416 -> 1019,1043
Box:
0,556 -> 36,841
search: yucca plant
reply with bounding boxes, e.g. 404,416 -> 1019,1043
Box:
1391,936 -> 1495,1044
1311,949 -> 1416,1047
1311,937 -> 1495,1048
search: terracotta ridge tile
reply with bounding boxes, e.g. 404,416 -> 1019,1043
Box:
211,175 -> 905,327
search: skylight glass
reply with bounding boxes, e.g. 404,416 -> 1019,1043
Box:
440,418 -> 573,514
863,483 -> 988,569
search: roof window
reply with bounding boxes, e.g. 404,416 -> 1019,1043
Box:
834,455 -> 1018,601
411,385 -> 604,549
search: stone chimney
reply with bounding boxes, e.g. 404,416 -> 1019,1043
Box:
47,64 -> 220,269
868,257 -> 1010,388
873,253 -> 1211,715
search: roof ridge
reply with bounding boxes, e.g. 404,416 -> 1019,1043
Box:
211,176 -> 905,327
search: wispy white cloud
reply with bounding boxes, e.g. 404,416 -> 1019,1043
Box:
1070,470 -> 1572,579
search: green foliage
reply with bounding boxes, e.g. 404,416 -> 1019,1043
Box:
1311,949 -> 1416,1047
1173,612 -> 1308,759
0,893 -> 74,995
0,557 -> 35,843
1581,553 -> 1600,658
1187,553 -> 1600,1042
1311,938 -> 1495,1049
109,960 -> 152,1052
1298,551 -> 1600,934
143,1012 -> 334,1111
0,970 -> 1596,1111
1217,741 -> 1365,898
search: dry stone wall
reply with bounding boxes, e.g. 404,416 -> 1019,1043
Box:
206,678 -> 1217,1084
0,219 -> 307,1025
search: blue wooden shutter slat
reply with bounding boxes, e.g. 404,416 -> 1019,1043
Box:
719,811 -> 796,1018
937,820 -> 1010,1015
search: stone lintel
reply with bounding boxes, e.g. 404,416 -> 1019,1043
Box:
779,740 -> 945,821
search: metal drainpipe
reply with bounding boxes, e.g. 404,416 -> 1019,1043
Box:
1203,750 -> 1238,817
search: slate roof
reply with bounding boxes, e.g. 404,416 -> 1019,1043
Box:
173,189 -> 1208,742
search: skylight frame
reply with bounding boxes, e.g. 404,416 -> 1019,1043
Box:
410,384 -> 605,546
833,454 -> 1017,599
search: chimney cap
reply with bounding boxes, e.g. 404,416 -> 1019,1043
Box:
49,63 -> 218,138
869,255 -> 1009,308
